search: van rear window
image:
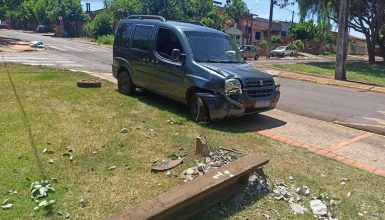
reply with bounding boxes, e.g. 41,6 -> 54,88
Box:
115,23 -> 133,47
132,25 -> 153,51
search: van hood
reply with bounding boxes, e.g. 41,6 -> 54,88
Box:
199,62 -> 272,80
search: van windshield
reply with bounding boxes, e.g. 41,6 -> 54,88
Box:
185,31 -> 244,63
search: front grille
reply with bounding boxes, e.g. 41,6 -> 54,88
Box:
244,79 -> 274,99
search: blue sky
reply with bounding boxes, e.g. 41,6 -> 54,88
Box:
81,0 -> 104,12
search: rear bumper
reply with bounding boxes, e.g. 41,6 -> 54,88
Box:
197,91 -> 280,121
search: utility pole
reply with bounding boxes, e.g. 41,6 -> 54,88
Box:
335,0 -> 349,80
267,0 -> 274,58
291,11 -> 294,24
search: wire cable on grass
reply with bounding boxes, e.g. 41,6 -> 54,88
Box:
1,55 -> 46,178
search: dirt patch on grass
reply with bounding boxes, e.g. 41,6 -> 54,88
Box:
0,37 -> 46,53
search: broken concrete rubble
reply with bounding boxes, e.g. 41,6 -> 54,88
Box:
181,147 -> 244,182
273,182 -> 291,201
310,199 -> 328,217
290,203 -> 308,214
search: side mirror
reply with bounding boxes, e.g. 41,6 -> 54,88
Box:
172,49 -> 181,62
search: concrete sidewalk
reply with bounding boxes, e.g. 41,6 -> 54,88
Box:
260,66 -> 385,94
239,110 -> 385,177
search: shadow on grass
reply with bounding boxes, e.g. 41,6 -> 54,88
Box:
125,89 -> 286,133
189,186 -> 269,220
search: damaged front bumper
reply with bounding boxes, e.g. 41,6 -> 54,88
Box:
197,91 -> 280,121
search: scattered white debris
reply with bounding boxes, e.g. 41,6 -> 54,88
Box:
296,185 -> 310,196
310,199 -> 328,217
120,128 -> 129,133
1,203 -> 13,209
288,176 -> 294,180
358,212 -> 364,216
107,165 -> 117,171
273,182 -> 291,201
346,191 -> 352,198
340,177 -> 349,185
290,203 -> 307,214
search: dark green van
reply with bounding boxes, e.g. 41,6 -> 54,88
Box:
113,15 -> 280,123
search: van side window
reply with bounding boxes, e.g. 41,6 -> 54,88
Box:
132,25 -> 153,51
116,23 -> 133,47
156,28 -> 183,60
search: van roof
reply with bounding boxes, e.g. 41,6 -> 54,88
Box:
120,18 -> 224,35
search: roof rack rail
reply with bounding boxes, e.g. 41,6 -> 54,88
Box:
176,21 -> 205,26
187,21 -> 205,26
127,15 -> 166,22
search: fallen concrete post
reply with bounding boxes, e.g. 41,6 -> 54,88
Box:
108,154 -> 269,220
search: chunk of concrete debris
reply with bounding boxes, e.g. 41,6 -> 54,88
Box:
151,158 -> 183,171
120,128 -> 129,133
290,203 -> 307,214
346,191 -> 352,198
195,135 -> 209,156
310,199 -> 328,217
340,177 -> 350,185
296,185 -> 310,196
273,182 -> 291,201
107,166 -> 117,171
288,176 -> 294,180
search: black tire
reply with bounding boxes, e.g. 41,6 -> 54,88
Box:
290,52 -> 294,57
189,94 -> 210,123
118,71 -> 135,95
254,54 -> 259,60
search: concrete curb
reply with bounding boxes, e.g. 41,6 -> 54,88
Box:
333,121 -> 385,136
264,66 -> 385,95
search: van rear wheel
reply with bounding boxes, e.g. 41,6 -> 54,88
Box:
118,71 -> 135,95
189,94 -> 210,123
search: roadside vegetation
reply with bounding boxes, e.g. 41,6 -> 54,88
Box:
96,35 -> 114,45
1,64 -> 384,219
273,62 -> 385,86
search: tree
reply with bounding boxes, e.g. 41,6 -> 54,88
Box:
224,0 -> 249,22
84,12 -> 113,39
347,0 -> 385,63
272,35 -> 283,44
378,25 -> 385,61
201,6 -> 225,30
105,0 -> 141,22
288,21 -> 318,41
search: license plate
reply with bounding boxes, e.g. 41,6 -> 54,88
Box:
254,100 -> 270,108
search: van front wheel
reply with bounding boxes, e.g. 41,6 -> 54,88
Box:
189,94 -> 210,123
118,71 -> 134,95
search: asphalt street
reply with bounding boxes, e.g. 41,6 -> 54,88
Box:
1,29 -> 385,130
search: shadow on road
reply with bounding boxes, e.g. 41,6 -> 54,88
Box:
126,89 -> 286,133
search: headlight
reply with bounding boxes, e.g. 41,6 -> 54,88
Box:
225,78 -> 242,95
273,77 -> 280,91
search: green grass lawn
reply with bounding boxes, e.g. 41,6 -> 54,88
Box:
1,64 -> 384,219
273,62 -> 385,86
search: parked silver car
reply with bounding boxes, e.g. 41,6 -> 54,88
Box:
271,46 -> 295,57
239,45 -> 260,60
